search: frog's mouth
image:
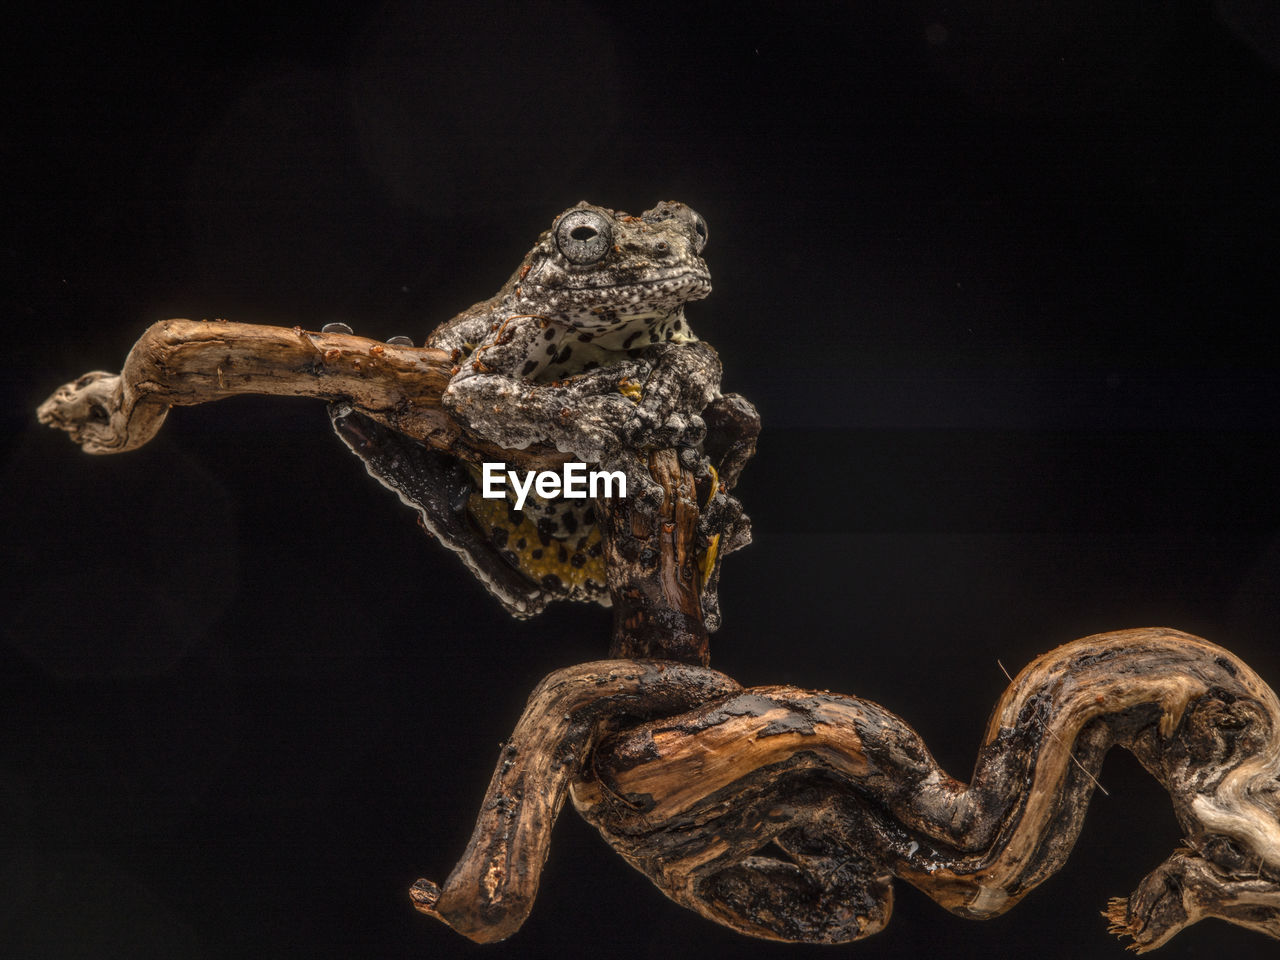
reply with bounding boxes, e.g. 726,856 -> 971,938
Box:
534,270 -> 712,302
574,264 -> 711,287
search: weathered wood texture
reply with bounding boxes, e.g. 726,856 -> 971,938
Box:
409,660 -> 742,941
600,450 -> 709,665
35,318 -> 559,467
419,629 -> 1280,952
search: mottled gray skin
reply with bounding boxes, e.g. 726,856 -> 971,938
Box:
332,201 -> 745,620
436,200 -> 720,464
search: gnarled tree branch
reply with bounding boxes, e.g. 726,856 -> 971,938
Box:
416,628 -> 1280,952
35,318 -> 565,468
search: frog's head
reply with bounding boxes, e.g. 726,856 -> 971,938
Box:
511,202 -> 711,327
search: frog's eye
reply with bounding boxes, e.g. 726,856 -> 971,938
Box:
690,211 -> 709,254
556,209 -> 613,265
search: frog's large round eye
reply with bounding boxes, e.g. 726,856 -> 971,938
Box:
689,210 -> 709,253
555,209 -> 613,264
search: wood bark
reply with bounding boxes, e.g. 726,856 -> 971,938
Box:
35,319 -> 561,467
599,449 -> 709,666
408,660 -> 742,941
416,629 -> 1280,952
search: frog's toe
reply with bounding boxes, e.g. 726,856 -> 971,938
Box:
698,491 -> 747,549
700,587 -> 722,632
619,407 -> 660,447
387,335 -> 416,346
680,445 -> 704,470
321,321 -> 354,334
647,413 -> 688,449
676,413 -> 707,448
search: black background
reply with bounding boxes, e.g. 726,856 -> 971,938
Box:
5,2 -> 1280,958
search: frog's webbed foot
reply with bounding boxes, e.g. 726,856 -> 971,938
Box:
633,340 -> 721,424
692,464 -> 750,633
698,486 -> 750,555
680,446 -> 750,555
623,410 -> 708,453
328,405 -> 549,618
701,393 -> 761,492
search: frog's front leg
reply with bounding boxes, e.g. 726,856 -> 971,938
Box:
443,318 -> 642,462
628,340 -> 723,448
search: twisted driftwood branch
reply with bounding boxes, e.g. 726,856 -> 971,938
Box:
34,318 -> 559,467
415,628 -> 1280,952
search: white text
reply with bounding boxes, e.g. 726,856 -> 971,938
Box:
481,462 -> 626,510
